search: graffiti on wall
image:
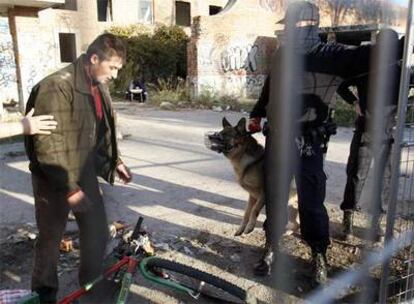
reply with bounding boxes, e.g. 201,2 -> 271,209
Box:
195,74 -> 266,99
246,74 -> 266,95
0,17 -> 9,34
19,31 -> 57,99
221,44 -> 258,73
0,17 -> 18,101
224,74 -> 266,97
0,40 -> 16,87
193,35 -> 276,98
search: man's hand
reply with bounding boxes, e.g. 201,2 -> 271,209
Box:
116,163 -> 132,184
22,108 -> 58,135
67,190 -> 92,213
354,101 -> 363,117
248,117 -> 262,133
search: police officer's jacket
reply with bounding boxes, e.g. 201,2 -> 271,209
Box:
250,41 -> 359,129
250,39 -> 404,131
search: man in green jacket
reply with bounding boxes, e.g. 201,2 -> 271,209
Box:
25,33 -> 132,303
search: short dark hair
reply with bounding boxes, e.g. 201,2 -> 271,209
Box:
86,33 -> 126,63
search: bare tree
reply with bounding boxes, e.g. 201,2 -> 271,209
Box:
355,0 -> 382,23
354,0 -> 400,26
324,0 -> 354,26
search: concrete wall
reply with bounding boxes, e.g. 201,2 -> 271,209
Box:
154,0 -> 228,26
188,0 -> 282,99
16,15 -> 61,101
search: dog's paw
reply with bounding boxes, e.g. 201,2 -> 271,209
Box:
283,229 -> 294,236
234,227 -> 245,236
244,223 -> 255,234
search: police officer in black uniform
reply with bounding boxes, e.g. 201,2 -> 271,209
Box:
249,2 -> 406,284
248,0 -> 341,285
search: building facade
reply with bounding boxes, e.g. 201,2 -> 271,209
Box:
0,0 -> 408,112
188,0 -> 408,99
0,0 -> 227,113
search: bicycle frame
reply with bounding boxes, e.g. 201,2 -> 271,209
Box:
54,216 -> 250,304
59,255 -> 139,304
59,217 -> 146,304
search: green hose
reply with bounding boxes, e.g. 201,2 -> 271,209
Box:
139,257 -> 194,294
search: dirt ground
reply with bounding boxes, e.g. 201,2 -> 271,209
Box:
0,103 -> 406,303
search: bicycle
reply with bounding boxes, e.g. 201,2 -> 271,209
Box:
24,216 -> 256,304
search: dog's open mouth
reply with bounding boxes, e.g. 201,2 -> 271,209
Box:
204,131 -> 232,154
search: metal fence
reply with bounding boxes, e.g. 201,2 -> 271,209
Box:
384,102 -> 414,301
380,0 -> 414,301
265,0 -> 414,303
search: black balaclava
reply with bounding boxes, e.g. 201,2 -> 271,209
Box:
279,1 -> 321,53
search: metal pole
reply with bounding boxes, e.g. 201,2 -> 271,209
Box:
266,4 -> 303,296
379,0 -> 414,302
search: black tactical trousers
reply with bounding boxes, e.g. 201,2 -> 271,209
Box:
265,137 -> 330,254
295,140 -> 330,253
341,115 -> 392,213
341,116 -> 365,211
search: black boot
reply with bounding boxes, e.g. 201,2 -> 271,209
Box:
342,210 -> 354,240
253,245 -> 274,276
312,251 -> 328,285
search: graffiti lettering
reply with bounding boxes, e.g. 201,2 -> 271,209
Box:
0,18 -> 9,35
23,40 -> 56,95
223,74 -> 266,97
0,38 -> 16,88
246,75 -> 266,96
221,44 -> 258,73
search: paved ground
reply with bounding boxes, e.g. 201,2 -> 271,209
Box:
0,103 -> 365,303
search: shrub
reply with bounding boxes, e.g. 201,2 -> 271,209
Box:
334,99 -> 357,127
147,77 -> 188,105
107,25 -> 189,93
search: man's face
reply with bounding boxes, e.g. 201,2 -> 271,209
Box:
89,54 -> 123,84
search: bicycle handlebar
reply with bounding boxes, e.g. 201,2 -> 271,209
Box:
131,216 -> 143,240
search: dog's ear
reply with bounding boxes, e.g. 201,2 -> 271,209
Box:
222,117 -> 232,128
236,117 -> 247,133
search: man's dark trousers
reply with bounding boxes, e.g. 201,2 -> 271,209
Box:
31,167 -> 109,303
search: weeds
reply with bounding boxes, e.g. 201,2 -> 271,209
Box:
147,77 -> 189,105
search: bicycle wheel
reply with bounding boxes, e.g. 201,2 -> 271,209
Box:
140,257 -> 256,304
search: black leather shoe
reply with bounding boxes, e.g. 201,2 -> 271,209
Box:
253,248 -> 274,276
312,252 -> 328,285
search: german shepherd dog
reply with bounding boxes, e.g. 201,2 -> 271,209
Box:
205,117 -> 299,236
